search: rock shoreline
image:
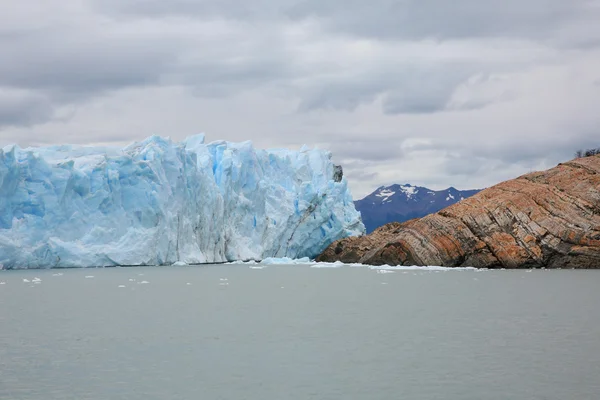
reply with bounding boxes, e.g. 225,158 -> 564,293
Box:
317,156 -> 600,269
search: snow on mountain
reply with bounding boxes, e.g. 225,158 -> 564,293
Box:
399,184 -> 417,199
0,135 -> 364,269
375,188 -> 396,202
355,184 -> 481,233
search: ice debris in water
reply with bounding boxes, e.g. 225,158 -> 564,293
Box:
261,257 -> 312,265
172,261 -> 188,266
230,257 -> 484,270
0,135 -> 364,269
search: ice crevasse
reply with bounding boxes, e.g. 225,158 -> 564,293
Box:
0,135 -> 365,269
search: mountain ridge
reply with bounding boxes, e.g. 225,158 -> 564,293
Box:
355,183 -> 481,233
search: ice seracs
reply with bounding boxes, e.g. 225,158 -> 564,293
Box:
0,135 -> 364,269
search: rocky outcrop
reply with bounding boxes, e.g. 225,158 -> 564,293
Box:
318,156 -> 600,268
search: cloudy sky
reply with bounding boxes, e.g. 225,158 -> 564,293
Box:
1,0 -> 599,198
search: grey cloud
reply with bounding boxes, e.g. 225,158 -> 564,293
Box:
1,0 -> 599,200
440,158 -> 484,177
0,24 -> 180,129
400,129 -> 599,176
332,138 -> 404,161
94,0 -> 299,20
343,167 -> 379,183
299,64 -> 486,115
383,90 -> 450,114
98,0 -> 587,44
297,81 -> 381,112
445,74 -> 517,111
287,0 -> 584,42
0,88 -> 54,127
0,0 -> 582,128
0,27 -> 177,97
0,13 -> 294,126
173,51 -> 293,98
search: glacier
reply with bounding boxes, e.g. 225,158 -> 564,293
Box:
0,135 -> 364,269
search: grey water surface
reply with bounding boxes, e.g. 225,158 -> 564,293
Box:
1,265 -> 599,400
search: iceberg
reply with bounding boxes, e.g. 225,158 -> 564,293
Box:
0,135 -> 364,269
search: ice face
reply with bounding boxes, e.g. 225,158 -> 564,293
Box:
0,135 -> 364,269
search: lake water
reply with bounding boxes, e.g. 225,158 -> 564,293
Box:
1,265 -> 599,400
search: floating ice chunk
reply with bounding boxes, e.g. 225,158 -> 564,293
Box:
128,278 -> 136,282
368,265 -> 478,271
219,282 -> 229,286
22,279 -> 30,283
186,282 -> 192,285
85,276 -> 94,279
118,285 -> 126,288
0,281 -> 5,285
32,277 -> 42,283
249,266 -> 265,269
172,261 -> 188,266
227,260 -> 250,265
260,257 -> 313,265
219,278 -> 228,281
52,273 -> 64,276
310,261 -> 345,268
138,280 -> 149,284
237,258 -> 484,271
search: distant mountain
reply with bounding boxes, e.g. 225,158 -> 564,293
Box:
354,184 -> 481,233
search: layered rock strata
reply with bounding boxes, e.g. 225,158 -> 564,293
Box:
318,156 -> 600,268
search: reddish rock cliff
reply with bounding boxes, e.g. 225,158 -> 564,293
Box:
318,156 -> 600,268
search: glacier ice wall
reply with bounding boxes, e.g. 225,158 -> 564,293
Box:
0,135 -> 365,269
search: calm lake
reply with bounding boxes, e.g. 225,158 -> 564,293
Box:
1,265 -> 599,400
